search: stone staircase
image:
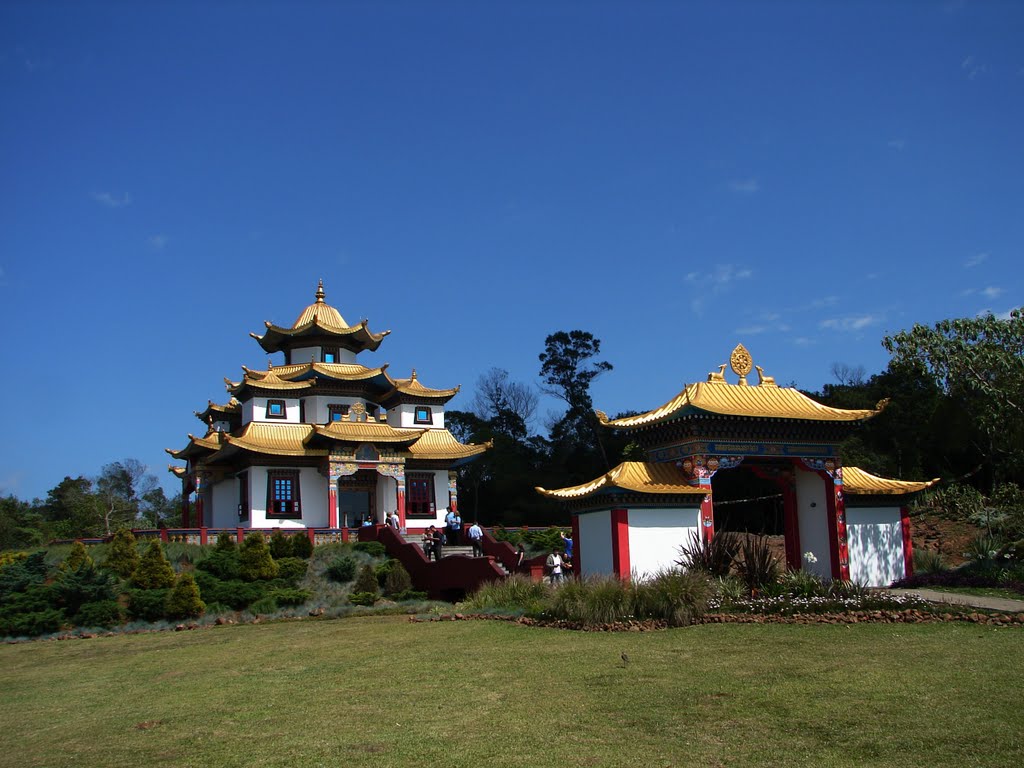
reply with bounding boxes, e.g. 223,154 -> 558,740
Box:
400,534 -> 509,574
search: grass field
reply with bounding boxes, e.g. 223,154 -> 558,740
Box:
1,617 -> 1021,768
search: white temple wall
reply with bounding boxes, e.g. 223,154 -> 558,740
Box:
578,510 -> 613,577
246,466 -> 328,529
627,507 -> 701,580
209,480 -> 238,529
303,396 -> 371,425
389,403 -> 445,429
795,470 -> 832,579
375,475 -> 398,523
251,397 -> 301,423
289,345 -> 357,365
846,506 -> 906,587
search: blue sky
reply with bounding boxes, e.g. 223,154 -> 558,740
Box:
1,1 -> 1022,501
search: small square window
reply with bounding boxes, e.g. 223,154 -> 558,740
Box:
414,406 -> 432,425
267,399 -> 287,419
323,347 -> 338,364
328,404 -> 348,422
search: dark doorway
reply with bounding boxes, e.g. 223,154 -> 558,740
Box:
710,465 -> 784,535
338,471 -> 377,527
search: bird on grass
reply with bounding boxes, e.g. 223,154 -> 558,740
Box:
620,652 -> 630,666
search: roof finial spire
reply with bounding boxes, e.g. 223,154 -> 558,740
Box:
315,278 -> 325,303
411,368 -> 417,380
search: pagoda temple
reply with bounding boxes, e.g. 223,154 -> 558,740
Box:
537,344 -> 938,587
168,281 -> 488,532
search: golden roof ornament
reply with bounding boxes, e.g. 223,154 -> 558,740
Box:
730,344 -> 753,386
315,278 -> 325,303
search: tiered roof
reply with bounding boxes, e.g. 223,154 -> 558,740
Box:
536,462 -> 707,500
250,280 -> 390,354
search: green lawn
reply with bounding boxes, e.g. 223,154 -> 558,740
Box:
1,617 -> 1021,767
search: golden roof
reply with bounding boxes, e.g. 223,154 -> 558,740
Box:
312,421 -> 423,444
168,465 -> 187,478
222,423 -> 327,457
601,381 -> 886,429
380,368 -> 461,402
255,361 -> 390,382
226,365 -> 315,395
165,430 -> 228,460
251,281 -> 390,353
536,462 -> 708,500
843,466 -> 940,496
408,429 -> 490,461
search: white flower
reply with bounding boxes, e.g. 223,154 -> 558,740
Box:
803,551 -> 818,564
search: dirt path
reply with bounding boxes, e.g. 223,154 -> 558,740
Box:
887,588 -> 1024,613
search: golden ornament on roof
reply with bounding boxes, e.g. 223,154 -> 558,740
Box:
730,343 -> 753,384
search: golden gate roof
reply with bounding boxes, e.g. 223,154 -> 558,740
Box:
536,462 -> 707,500
221,423 -> 327,457
380,369 -> 461,403
600,380 -> 886,429
842,466 -> 940,495
312,421 -> 424,444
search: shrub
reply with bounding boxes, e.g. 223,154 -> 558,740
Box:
391,589 -> 428,602
104,529 -> 140,578
269,588 -> 311,607
76,599 -> 124,628
239,532 -> 279,581
131,541 -> 176,590
347,591 -> 377,606
913,548 -> 948,575
0,551 -> 49,597
465,574 -> 552,613
632,569 -> 712,627
677,531 -> 740,577
353,541 -> 386,558
547,576 -> 632,625
326,556 -> 357,584
166,573 -> 206,619
197,549 -> 242,581
0,606 -> 64,637
126,588 -> 171,622
274,557 -> 308,585
214,531 -> 237,551
249,596 -> 279,614
353,564 -> 379,595
735,536 -> 780,594
290,533 -> 314,559
383,562 -> 413,596
194,572 -> 268,609
375,558 -> 401,587
770,569 -> 827,598
963,533 -> 1004,564
269,530 -> 292,560
930,483 -> 985,522
53,562 -> 117,618
62,541 -> 94,572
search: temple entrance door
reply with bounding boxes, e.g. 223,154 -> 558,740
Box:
338,472 -> 377,527
710,462 -> 799,570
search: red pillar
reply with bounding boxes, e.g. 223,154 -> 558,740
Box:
781,480 -> 800,570
699,493 -> 715,541
195,495 -> 204,529
328,484 -> 338,529
820,471 -> 850,582
900,505 -> 914,578
571,513 -> 581,576
610,508 -> 630,580
396,478 -> 406,529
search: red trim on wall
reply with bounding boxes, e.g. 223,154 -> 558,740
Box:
819,471 -> 842,581
900,505 -> 914,578
610,508 -> 630,580
397,489 -> 406,529
571,514 -> 581,575
181,481 -> 191,528
195,496 -> 204,529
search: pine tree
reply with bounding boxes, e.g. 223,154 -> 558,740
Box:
214,531 -> 236,552
269,529 -> 291,559
239,532 -> 279,581
131,540 -> 176,589
383,561 -> 412,596
165,572 -> 205,619
63,540 -> 94,571
290,532 -> 314,559
104,528 -> 140,578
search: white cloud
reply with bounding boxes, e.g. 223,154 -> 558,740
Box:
978,306 -> 1020,321
887,138 -> 906,151
819,314 -> 883,332
793,337 -> 816,347
965,252 -> 988,268
92,191 -> 132,208
735,325 -> 768,335
727,178 -> 760,194
148,234 -> 168,250
981,286 -> 1004,299
962,55 -> 986,80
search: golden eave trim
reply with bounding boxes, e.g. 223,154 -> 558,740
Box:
842,466 -> 940,495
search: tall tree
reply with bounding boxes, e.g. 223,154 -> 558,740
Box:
538,330 -> 613,469
472,367 -> 538,441
883,310 -> 1024,486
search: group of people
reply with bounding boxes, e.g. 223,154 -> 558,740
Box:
545,531 -> 573,583
421,514 -> 485,561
